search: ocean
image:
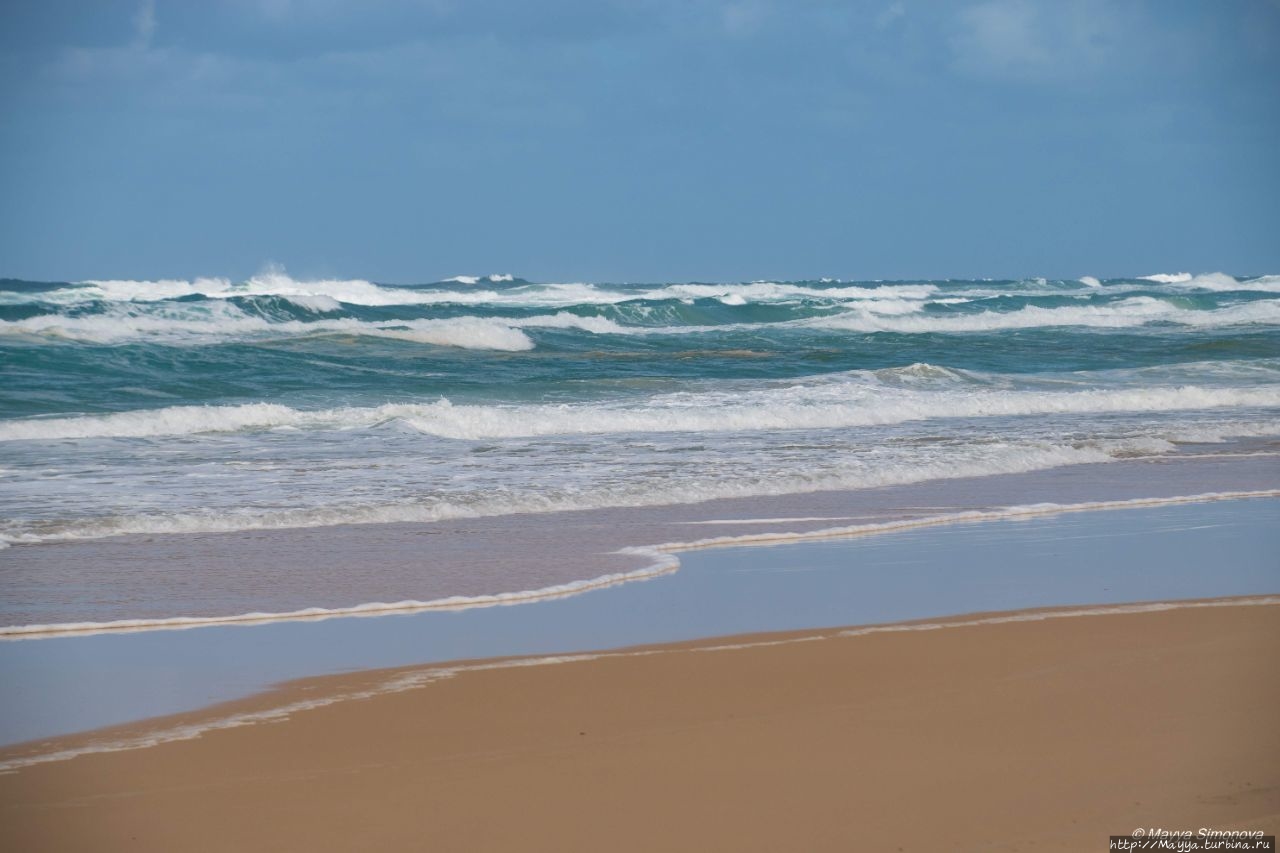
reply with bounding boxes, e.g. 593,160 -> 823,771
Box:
1,270 -> 1278,633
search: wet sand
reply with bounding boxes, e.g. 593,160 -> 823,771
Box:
3,495 -> 1276,745
3,598 -> 1277,852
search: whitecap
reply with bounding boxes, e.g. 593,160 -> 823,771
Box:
4,369 -> 1277,443
807,296 -> 1280,334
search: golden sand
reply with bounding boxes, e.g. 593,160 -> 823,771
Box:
2,599 -> 1277,851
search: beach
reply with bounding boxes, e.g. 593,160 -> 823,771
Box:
3,598 -> 1277,852
5,2 -> 1280,848
2,487 -> 1276,747
1,489 -> 1277,849
2,272 -> 1278,847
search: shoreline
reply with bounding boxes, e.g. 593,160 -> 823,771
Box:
5,450 -> 1279,637
3,596 -> 1277,852
7,486 -> 1279,640
1,492 -> 1276,748
3,593 -> 1277,772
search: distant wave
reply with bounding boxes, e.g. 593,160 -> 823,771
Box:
649,281 -> 937,302
441,274 -> 517,285
1172,273 -> 1280,293
1,271 -> 941,309
5,271 -> 1279,311
807,296 -> 1280,334
3,289 -> 1277,348
4,274 -> 621,309
0,306 -> 639,349
1137,272 -> 1280,292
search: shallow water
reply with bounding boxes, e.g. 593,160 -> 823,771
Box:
2,496 -> 1275,747
3,451 -> 1277,630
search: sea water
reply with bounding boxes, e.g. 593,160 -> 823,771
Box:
1,270 -> 1278,629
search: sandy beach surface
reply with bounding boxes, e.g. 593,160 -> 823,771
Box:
2,597 -> 1276,852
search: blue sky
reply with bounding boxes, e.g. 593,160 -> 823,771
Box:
1,0 -> 1277,282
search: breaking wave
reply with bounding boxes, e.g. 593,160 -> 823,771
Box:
3,271 -> 940,309
1137,272 -> 1280,292
808,296 -> 1280,333
0,307 -> 635,350
3,370 -> 1277,442
3,294 -> 1276,349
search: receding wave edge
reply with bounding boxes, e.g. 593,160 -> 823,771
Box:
4,489 -> 1275,641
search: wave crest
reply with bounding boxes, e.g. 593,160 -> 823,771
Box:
808,296 -> 1280,333
3,367 -> 1277,442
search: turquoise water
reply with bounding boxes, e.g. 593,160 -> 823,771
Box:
3,273 -> 1279,417
0,270 -> 1278,626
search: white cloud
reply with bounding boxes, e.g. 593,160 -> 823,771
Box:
876,2 -> 906,30
720,1 -> 770,37
133,0 -> 158,50
953,0 -> 1046,71
256,0 -> 294,21
950,0 -> 1123,80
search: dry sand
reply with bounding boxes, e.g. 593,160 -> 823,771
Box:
2,599 -> 1278,852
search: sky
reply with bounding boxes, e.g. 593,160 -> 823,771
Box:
0,0 -> 1277,283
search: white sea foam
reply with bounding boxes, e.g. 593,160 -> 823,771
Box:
0,403 -> 300,441
639,490 -> 1280,553
1175,273 -> 1280,293
1134,272 -> 1280,293
8,273 -> 941,310
1244,274 -> 1280,290
4,375 -> 1275,443
441,274 -> 516,285
5,277 -> 1277,348
369,319 -> 534,351
868,364 -> 964,386
0,441 -> 1118,546
653,282 -> 938,302
19,272 -> 527,308
6,426 -> 1279,549
513,312 -> 629,334
76,271 -> 423,306
0,553 -> 682,640
279,294 -> 342,313
0,306 -> 541,350
1178,272 -> 1240,289
8,272 -> 1279,314
808,296 -> 1280,334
